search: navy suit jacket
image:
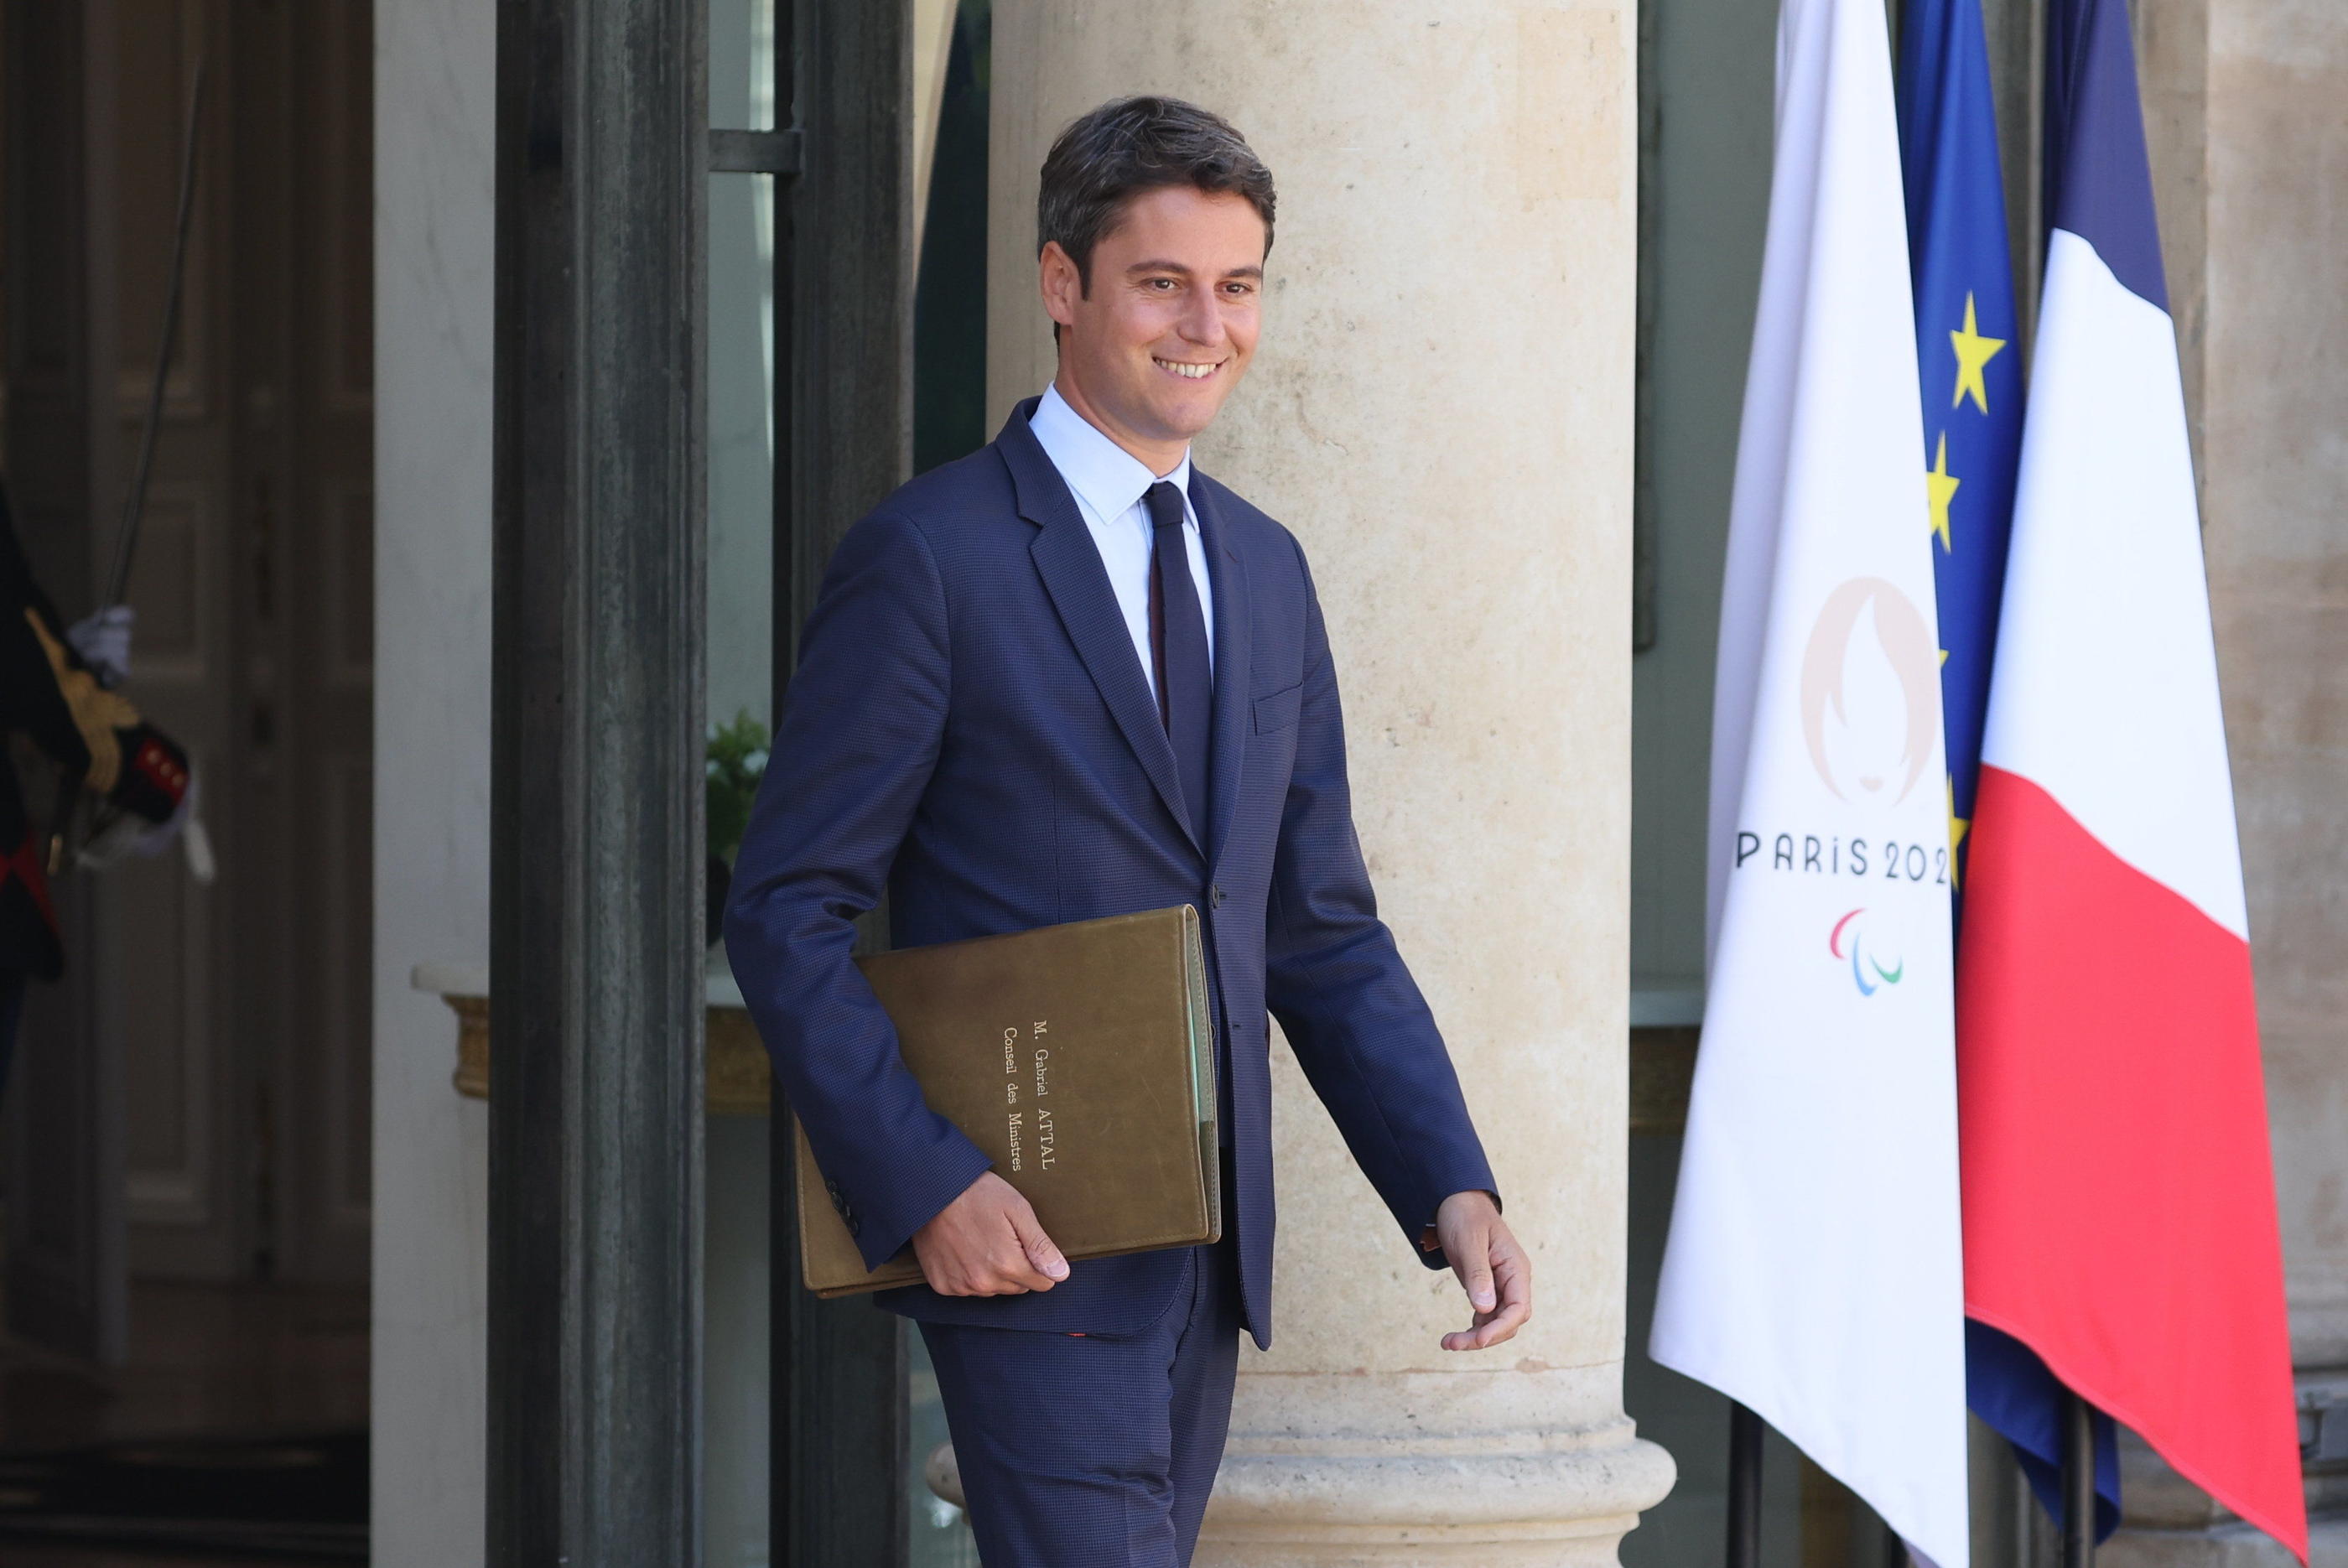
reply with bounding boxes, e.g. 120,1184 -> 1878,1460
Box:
725,400 -> 1495,1347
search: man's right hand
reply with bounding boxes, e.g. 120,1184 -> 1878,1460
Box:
912,1171 -> 1070,1296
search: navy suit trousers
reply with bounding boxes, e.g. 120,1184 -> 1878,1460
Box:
922,1237 -> 1244,1567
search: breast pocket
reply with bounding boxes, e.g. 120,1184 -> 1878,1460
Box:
1251,683 -> 1303,735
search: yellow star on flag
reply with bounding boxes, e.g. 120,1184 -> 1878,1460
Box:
1926,433 -> 1961,551
1947,776 -> 1970,890
1949,293 -> 2006,415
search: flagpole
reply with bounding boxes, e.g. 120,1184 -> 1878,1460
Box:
2062,1389 -> 2096,1568
1727,1401 -> 1763,1568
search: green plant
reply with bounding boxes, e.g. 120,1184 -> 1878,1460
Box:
706,710 -> 771,866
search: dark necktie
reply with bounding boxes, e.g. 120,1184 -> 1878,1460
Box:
1147,480 -> 1231,1154
1145,480 -> 1213,840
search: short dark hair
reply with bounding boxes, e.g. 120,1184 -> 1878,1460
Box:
1037,96 -> 1276,293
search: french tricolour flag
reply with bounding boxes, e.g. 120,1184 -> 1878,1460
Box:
1956,0 -> 2308,1557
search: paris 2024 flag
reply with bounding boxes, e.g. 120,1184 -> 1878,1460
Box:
1649,0 -> 1969,1561
1956,0 -> 2308,1556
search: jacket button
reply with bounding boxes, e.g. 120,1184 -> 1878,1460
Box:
1209,885 -> 1224,909
846,1215 -> 861,1238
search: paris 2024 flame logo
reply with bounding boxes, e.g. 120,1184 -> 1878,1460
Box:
1800,576 -> 1939,808
1799,577 -> 1940,997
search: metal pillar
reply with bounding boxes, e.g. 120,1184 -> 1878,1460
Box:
2062,1389 -> 2096,1568
1727,1401 -> 1764,1568
488,0 -> 708,1561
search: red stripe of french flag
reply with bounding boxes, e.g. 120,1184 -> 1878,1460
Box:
1961,767 -> 2301,1555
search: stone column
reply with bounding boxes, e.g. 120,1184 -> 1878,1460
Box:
989,5 -> 1674,1561
2107,1 -> 2348,1564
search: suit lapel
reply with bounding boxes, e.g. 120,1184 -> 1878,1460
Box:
1192,475 -> 1251,876
1000,402 -> 1202,854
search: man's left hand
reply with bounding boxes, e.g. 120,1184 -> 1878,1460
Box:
1421,1190 -> 1530,1352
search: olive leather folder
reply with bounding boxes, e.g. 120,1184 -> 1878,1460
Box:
792,905 -> 1221,1298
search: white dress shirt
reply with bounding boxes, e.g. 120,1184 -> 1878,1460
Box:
1026,382 -> 1215,689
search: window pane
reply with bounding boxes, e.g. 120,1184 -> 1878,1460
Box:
704,157 -> 777,1568
710,0 -> 779,131
708,169 -> 775,742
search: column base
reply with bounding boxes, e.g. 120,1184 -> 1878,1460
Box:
1196,1367 -> 1675,1568
1195,1434 -> 1676,1566
926,1378 -> 1677,1566
2099,1415 -> 2348,1568
2102,1514 -> 2348,1568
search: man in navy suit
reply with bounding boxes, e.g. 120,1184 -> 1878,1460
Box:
725,96 -> 1529,1565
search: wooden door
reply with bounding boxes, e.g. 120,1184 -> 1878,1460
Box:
108,0 -> 242,1285
110,0 -> 374,1288
252,0 -> 374,1286
1,0 -> 373,1313
0,0 -> 132,1363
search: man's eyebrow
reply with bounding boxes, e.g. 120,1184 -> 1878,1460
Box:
1123,259 -> 1265,281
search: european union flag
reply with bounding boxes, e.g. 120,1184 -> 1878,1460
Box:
1896,0 -> 2120,1540
1898,0 -> 2022,904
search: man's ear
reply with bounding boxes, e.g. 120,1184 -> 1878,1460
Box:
1039,240 -> 1081,333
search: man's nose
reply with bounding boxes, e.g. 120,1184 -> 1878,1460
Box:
1178,290 -> 1225,345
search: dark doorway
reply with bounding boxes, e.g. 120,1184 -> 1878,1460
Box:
0,2 -> 372,1559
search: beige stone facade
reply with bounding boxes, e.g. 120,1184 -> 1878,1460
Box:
354,0 -> 2348,1563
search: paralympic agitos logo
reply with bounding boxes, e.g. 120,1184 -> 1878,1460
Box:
1830,907 -> 1904,997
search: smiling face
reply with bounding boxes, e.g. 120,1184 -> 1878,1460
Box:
1041,184 -> 1266,474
